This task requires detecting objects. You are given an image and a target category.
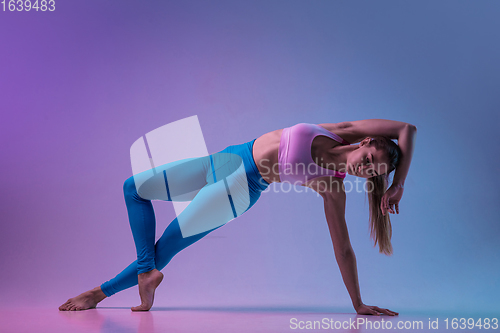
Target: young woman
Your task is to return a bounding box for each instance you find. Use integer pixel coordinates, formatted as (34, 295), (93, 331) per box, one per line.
(59, 118), (416, 316)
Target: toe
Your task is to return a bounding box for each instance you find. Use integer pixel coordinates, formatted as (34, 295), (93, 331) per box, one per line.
(131, 305), (147, 312)
(59, 301), (70, 311)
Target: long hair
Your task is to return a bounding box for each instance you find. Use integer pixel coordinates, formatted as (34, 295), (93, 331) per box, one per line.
(364, 136), (402, 256)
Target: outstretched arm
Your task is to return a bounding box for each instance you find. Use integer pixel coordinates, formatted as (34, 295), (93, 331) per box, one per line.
(312, 179), (398, 316)
(322, 189), (362, 311)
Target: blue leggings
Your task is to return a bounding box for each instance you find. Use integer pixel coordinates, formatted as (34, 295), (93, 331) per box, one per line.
(100, 138), (270, 297)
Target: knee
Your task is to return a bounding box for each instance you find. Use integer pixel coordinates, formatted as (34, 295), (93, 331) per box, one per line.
(156, 221), (184, 250)
(123, 176), (138, 197)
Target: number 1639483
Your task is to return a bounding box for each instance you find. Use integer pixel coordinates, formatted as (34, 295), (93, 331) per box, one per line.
(2, 0), (55, 12)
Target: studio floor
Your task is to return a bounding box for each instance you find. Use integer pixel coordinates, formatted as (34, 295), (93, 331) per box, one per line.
(1, 306), (489, 333)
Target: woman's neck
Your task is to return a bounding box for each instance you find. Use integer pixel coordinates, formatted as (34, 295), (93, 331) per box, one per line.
(329, 144), (358, 172)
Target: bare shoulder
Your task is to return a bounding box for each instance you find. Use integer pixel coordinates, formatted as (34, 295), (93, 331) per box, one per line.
(318, 121), (352, 131)
(317, 121), (359, 143)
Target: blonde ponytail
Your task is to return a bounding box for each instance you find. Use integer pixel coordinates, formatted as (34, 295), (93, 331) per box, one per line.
(366, 174), (393, 255)
(364, 136), (402, 256)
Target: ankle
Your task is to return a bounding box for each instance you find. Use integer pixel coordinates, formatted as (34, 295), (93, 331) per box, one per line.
(138, 268), (158, 276)
(91, 286), (107, 301)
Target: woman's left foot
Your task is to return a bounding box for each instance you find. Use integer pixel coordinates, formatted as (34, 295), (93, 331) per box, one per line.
(59, 286), (107, 311)
(131, 268), (164, 311)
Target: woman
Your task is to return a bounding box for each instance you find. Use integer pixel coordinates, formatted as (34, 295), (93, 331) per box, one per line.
(59, 118), (416, 316)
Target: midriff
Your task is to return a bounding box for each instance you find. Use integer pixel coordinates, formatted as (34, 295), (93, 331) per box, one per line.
(252, 128), (284, 184)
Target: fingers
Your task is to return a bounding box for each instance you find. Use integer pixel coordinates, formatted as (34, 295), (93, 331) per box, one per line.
(373, 306), (398, 316)
(359, 306), (399, 316)
(380, 196), (387, 216)
(384, 308), (398, 316)
(381, 195), (401, 216)
(386, 201), (399, 215)
(360, 307), (380, 316)
(381, 195), (390, 216)
(383, 201), (394, 215)
(360, 305), (399, 316)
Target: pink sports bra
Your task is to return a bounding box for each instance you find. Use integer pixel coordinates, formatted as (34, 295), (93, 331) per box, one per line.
(278, 123), (351, 185)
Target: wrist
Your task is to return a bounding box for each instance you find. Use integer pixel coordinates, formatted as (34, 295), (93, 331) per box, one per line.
(392, 172), (406, 187)
(391, 177), (405, 187)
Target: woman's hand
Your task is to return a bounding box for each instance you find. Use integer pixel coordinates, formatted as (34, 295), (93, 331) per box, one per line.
(356, 303), (399, 316)
(380, 184), (404, 216)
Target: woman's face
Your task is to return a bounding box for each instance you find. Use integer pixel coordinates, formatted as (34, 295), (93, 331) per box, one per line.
(346, 138), (390, 178)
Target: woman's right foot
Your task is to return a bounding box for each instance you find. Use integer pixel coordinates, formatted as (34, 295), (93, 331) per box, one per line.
(59, 286), (107, 311)
(131, 268), (164, 311)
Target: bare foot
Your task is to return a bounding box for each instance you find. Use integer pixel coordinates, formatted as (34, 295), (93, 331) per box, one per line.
(131, 268), (164, 311)
(59, 286), (107, 311)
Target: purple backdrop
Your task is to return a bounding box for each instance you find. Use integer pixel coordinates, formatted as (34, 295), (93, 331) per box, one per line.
(0, 0), (499, 316)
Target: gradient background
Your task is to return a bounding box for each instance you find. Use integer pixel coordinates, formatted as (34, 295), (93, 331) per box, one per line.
(1, 0), (498, 316)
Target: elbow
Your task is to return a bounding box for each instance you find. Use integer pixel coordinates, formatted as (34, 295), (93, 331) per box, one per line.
(406, 123), (417, 132)
(334, 245), (355, 261)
